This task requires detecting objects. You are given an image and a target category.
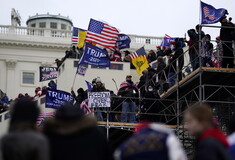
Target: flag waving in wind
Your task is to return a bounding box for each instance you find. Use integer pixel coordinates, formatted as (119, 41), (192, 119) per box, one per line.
(160, 34), (175, 48)
(130, 47), (149, 75)
(85, 19), (119, 48)
(72, 27), (79, 45)
(201, 1), (228, 24)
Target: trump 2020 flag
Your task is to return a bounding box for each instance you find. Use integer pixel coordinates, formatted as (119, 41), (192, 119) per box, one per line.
(116, 34), (131, 49)
(201, 1), (228, 24)
(160, 34), (175, 48)
(79, 42), (110, 67)
(46, 89), (74, 109)
(130, 47), (149, 75)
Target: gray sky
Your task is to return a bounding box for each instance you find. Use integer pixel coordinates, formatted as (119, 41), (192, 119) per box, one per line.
(1, 0), (235, 39)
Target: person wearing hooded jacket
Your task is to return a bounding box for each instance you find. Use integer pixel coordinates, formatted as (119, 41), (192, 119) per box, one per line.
(0, 97), (49, 160)
(43, 103), (113, 160)
(118, 75), (139, 123)
(167, 39), (184, 88)
(184, 103), (231, 160)
(220, 16), (235, 68)
(71, 87), (86, 105)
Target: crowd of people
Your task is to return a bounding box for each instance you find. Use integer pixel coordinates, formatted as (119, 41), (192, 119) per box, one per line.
(1, 98), (235, 160)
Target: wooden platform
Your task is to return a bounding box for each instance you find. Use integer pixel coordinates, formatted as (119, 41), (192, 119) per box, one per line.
(97, 121), (177, 129)
(160, 67), (235, 99)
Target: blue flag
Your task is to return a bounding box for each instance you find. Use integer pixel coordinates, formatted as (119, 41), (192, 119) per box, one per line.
(160, 35), (175, 48)
(116, 34), (131, 49)
(79, 43), (110, 67)
(85, 80), (93, 91)
(201, 1), (228, 24)
(46, 89), (74, 109)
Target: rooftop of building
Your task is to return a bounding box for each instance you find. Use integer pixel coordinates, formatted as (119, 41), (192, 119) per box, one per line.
(26, 13), (73, 26)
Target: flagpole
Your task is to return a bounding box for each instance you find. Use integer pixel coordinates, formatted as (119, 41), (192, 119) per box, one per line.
(72, 65), (78, 89)
(198, 0), (202, 104)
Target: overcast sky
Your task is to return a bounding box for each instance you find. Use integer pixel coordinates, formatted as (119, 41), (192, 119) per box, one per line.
(1, 0), (235, 39)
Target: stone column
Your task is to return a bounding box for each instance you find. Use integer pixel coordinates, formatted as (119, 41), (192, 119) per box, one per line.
(5, 59), (17, 98)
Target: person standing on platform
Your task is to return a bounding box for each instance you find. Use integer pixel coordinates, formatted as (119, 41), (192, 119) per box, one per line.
(184, 103), (231, 160)
(91, 77), (107, 121)
(118, 75), (139, 123)
(220, 16), (235, 68)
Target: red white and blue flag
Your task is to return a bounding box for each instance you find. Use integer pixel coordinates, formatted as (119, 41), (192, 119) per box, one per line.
(72, 27), (79, 45)
(85, 19), (119, 48)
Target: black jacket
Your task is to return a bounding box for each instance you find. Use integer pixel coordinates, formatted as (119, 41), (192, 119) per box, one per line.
(220, 22), (234, 41)
(195, 138), (231, 160)
(44, 117), (113, 160)
(118, 81), (139, 99)
(168, 48), (184, 73)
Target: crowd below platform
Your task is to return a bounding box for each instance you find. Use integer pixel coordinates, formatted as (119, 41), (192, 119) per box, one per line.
(1, 98), (235, 160)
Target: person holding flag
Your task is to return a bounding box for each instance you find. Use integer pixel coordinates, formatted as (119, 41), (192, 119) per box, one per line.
(130, 47), (149, 75)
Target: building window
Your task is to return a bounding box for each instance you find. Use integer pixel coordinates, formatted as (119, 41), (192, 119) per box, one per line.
(22, 72), (35, 84)
(31, 23), (36, 28)
(61, 24), (67, 30)
(50, 22), (57, 29)
(146, 39), (151, 44)
(39, 22), (46, 28)
(110, 63), (123, 70)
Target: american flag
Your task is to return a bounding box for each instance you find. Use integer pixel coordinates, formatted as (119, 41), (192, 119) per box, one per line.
(203, 6), (215, 20)
(72, 27), (79, 45)
(85, 19), (119, 48)
(80, 100), (92, 114)
(130, 47), (147, 60)
(37, 112), (54, 126)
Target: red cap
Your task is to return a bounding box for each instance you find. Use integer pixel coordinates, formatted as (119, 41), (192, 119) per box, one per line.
(156, 46), (161, 49)
(162, 46), (166, 49)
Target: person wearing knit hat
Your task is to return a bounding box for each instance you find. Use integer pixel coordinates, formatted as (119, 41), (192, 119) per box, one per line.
(43, 103), (112, 160)
(0, 97), (49, 160)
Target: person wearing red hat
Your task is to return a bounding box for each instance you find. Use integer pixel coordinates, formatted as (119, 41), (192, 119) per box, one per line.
(34, 87), (42, 99)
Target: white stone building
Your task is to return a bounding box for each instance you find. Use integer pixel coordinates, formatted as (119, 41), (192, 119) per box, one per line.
(0, 12), (163, 98)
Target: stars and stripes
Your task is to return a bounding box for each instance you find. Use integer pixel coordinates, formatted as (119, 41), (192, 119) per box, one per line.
(130, 47), (147, 60)
(72, 27), (79, 45)
(85, 19), (119, 48)
(37, 112), (54, 126)
(80, 100), (92, 115)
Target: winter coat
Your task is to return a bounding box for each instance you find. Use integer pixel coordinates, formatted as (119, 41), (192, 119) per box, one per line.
(114, 123), (187, 160)
(156, 61), (167, 81)
(0, 130), (49, 160)
(118, 81), (139, 100)
(44, 116), (113, 160)
(147, 52), (157, 63)
(71, 90), (85, 105)
(168, 47), (184, 73)
(220, 22), (234, 41)
(195, 128), (231, 160)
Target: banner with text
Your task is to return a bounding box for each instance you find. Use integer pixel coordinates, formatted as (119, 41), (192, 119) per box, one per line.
(117, 34), (131, 49)
(79, 43), (110, 67)
(46, 89), (74, 109)
(77, 65), (87, 76)
(39, 67), (58, 82)
(88, 92), (111, 108)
